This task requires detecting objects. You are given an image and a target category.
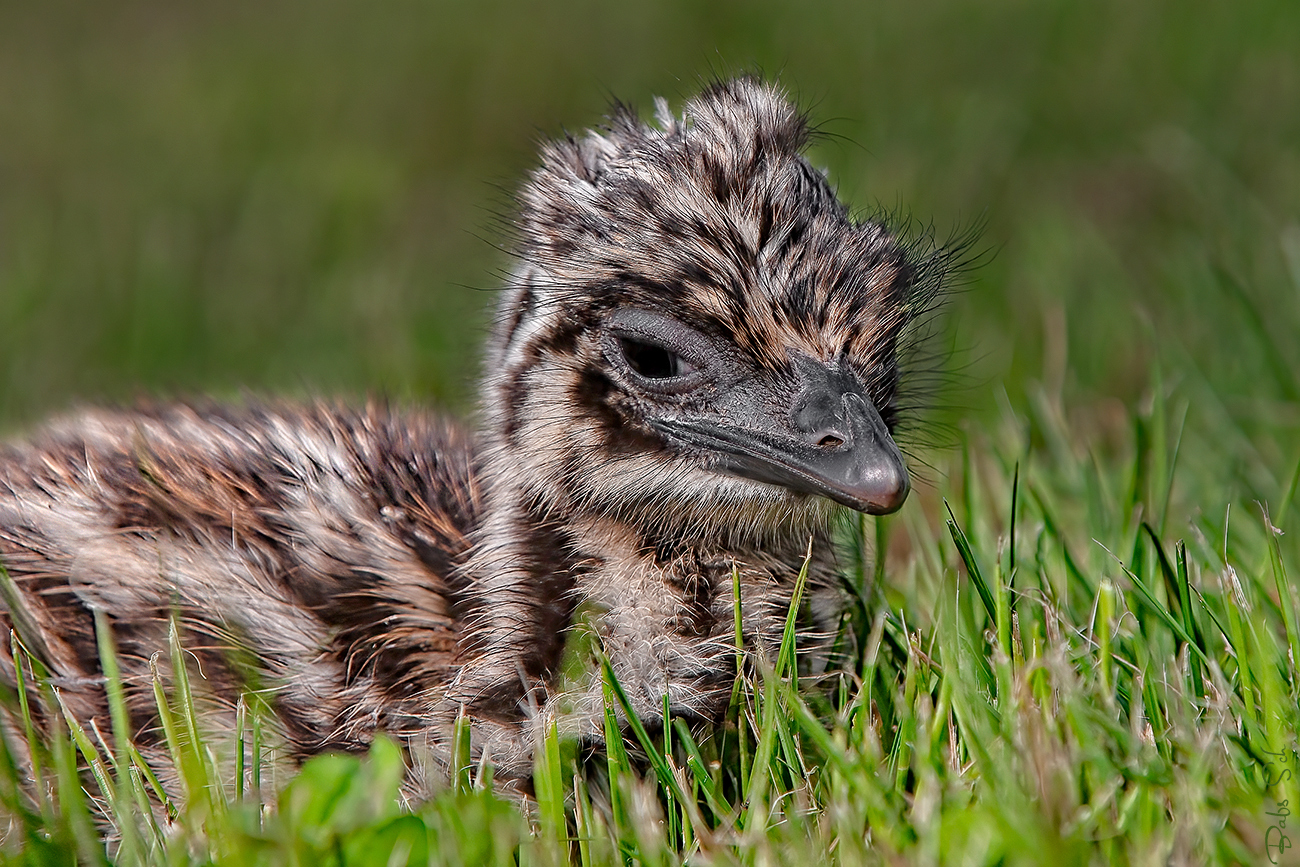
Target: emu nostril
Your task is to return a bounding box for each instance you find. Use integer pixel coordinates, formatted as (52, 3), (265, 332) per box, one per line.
(817, 433), (845, 449)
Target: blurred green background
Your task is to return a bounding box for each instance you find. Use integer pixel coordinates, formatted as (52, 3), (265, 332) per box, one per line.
(1, 0), (1297, 486)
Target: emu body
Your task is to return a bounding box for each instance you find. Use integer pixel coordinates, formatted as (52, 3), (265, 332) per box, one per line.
(0, 79), (946, 789)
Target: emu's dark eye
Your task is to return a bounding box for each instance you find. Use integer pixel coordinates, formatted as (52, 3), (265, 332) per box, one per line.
(603, 308), (711, 394)
(618, 337), (692, 379)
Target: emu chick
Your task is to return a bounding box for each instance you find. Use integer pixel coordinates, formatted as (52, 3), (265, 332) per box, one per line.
(0, 78), (943, 790)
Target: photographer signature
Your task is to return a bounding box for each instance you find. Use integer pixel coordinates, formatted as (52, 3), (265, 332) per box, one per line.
(1261, 747), (1295, 865)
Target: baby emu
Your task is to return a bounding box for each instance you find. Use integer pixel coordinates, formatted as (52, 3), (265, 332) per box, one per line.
(0, 78), (945, 790)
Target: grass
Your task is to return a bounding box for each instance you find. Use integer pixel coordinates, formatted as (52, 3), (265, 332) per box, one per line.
(1, 372), (1297, 864)
(1, 0), (1299, 863)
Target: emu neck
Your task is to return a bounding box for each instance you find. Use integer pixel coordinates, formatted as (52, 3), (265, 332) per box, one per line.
(464, 439), (840, 702)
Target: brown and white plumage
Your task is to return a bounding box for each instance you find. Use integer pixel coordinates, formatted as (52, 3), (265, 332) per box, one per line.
(0, 78), (955, 792)
(0, 404), (480, 780)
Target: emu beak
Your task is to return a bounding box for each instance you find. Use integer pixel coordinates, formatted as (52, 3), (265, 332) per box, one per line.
(649, 355), (910, 515)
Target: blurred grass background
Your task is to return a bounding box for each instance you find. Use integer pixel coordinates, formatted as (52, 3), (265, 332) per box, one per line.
(0, 0), (1297, 480)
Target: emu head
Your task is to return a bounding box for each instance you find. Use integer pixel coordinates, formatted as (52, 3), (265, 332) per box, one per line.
(485, 78), (931, 533)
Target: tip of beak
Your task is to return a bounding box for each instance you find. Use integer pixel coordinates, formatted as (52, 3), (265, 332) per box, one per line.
(839, 392), (910, 514)
(861, 464), (910, 514)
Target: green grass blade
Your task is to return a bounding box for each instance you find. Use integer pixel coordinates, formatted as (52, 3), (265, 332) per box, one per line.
(52, 690), (116, 826)
(1113, 553), (1211, 668)
(1097, 580), (1116, 700)
(1157, 400), (1187, 537)
(92, 610), (147, 862)
(1030, 485), (1093, 600)
(148, 653), (185, 794)
(1174, 541), (1206, 702)
(775, 540), (813, 684)
(1265, 507), (1300, 684)
(1276, 454), (1300, 530)
(572, 771), (594, 867)
(599, 664), (632, 844)
(742, 671), (780, 834)
(728, 563), (751, 796)
(533, 719), (567, 852)
(598, 654), (688, 807)
(234, 694), (246, 802)
(0, 563), (55, 675)
(48, 696), (107, 867)
(945, 500), (996, 624)
(1142, 522), (1185, 618)
(452, 706), (473, 796)
(10, 631), (52, 825)
(1009, 460), (1020, 574)
(670, 718), (732, 825)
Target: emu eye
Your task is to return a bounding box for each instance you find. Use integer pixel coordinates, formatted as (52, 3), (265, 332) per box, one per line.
(619, 337), (691, 379)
